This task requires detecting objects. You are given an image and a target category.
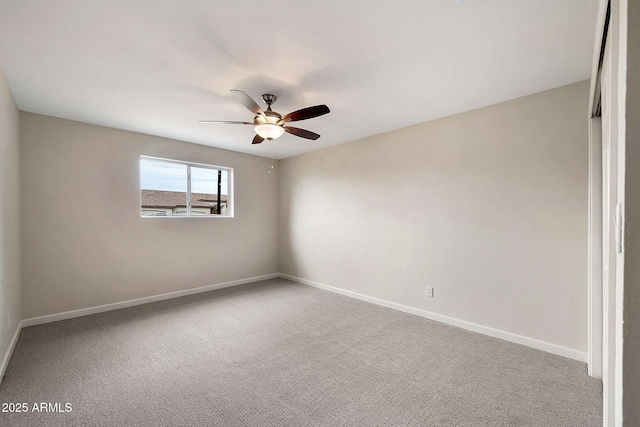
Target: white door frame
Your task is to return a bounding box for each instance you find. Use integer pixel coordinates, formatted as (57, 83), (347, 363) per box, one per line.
(588, 1), (627, 426)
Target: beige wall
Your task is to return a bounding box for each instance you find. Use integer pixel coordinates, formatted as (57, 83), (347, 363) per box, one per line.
(279, 81), (590, 352)
(20, 113), (279, 318)
(624, 0), (639, 422)
(0, 65), (21, 368)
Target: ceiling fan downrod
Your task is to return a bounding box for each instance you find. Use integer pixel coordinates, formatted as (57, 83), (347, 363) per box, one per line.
(261, 94), (277, 111)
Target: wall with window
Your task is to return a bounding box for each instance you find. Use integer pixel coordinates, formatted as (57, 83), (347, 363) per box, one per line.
(0, 65), (21, 377)
(279, 81), (590, 354)
(20, 113), (279, 318)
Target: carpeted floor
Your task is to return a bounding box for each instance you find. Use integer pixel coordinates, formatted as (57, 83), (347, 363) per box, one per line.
(0, 278), (602, 426)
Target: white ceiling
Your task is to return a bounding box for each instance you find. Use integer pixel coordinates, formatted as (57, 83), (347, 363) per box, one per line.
(0, 0), (597, 159)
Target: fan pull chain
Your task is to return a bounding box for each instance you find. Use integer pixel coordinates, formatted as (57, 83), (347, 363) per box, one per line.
(268, 142), (275, 175)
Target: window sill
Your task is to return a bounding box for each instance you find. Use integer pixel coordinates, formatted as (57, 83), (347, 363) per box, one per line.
(140, 215), (234, 219)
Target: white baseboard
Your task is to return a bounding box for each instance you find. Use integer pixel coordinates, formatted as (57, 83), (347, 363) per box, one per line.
(11, 272), (586, 372)
(279, 273), (588, 363)
(22, 273), (280, 327)
(0, 321), (23, 385)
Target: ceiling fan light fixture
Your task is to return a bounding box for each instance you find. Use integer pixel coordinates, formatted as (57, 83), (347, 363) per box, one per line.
(255, 123), (285, 140)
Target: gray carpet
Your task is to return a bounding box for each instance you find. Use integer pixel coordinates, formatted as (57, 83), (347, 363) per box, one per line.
(0, 278), (602, 426)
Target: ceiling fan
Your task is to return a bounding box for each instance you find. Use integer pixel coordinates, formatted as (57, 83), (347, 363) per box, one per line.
(200, 90), (330, 144)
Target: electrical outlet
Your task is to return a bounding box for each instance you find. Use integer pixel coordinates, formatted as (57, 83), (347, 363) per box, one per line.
(426, 287), (434, 297)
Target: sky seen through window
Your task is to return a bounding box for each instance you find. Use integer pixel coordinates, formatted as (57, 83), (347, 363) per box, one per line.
(140, 158), (228, 195)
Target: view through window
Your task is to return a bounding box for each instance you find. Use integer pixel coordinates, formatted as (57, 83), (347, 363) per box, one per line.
(140, 157), (232, 217)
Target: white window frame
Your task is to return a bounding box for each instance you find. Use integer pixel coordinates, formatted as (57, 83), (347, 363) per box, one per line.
(140, 155), (234, 218)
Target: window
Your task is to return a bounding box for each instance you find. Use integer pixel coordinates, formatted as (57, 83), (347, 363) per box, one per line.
(140, 156), (233, 218)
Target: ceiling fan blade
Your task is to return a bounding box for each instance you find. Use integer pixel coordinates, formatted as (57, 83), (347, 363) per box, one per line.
(252, 134), (264, 144)
(284, 126), (321, 140)
(199, 120), (253, 124)
(282, 105), (330, 122)
(230, 89), (264, 116)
